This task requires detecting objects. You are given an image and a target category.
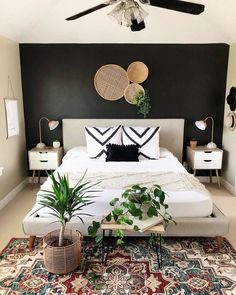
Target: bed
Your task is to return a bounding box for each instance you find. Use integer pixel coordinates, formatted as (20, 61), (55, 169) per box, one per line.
(22, 118), (229, 248)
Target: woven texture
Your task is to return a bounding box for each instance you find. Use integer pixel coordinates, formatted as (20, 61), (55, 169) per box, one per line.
(43, 229), (82, 274)
(1, 237), (236, 294)
(124, 83), (144, 104)
(94, 64), (129, 100)
(127, 61), (149, 83)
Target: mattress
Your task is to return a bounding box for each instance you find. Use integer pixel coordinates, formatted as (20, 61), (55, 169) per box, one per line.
(22, 147), (213, 237)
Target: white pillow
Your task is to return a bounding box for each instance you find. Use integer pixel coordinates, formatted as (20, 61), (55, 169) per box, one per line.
(122, 126), (160, 159)
(85, 126), (122, 158)
(159, 147), (173, 158)
(63, 146), (89, 162)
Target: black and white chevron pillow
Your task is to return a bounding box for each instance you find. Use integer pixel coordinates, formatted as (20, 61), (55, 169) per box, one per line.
(85, 126), (122, 158)
(122, 126), (160, 159)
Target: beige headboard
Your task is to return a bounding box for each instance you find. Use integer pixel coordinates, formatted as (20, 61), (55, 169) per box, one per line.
(63, 118), (185, 162)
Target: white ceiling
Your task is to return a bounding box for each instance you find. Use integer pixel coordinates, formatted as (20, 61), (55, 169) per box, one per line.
(0, 0), (236, 44)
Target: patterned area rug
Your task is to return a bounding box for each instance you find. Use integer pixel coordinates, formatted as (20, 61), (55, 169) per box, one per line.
(0, 237), (236, 294)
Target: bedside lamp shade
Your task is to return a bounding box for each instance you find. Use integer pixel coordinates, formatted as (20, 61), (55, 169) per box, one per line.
(36, 117), (59, 149)
(48, 120), (59, 130)
(195, 116), (217, 149)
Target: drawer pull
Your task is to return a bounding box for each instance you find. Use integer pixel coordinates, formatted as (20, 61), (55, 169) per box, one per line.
(40, 160), (48, 163)
(204, 159), (212, 162)
(204, 151), (212, 153)
(39, 152), (48, 154)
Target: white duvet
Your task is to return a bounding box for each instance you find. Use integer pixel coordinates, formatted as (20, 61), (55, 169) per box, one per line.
(40, 146), (213, 218)
(22, 147), (213, 237)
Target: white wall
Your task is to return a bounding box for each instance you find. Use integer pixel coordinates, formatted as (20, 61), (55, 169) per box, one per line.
(0, 35), (27, 201)
(222, 43), (236, 194)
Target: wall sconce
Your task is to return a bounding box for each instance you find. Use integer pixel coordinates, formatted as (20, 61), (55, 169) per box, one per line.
(36, 117), (59, 149)
(195, 116), (217, 149)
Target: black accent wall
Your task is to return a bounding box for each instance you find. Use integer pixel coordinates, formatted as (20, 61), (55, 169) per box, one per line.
(20, 44), (229, 160)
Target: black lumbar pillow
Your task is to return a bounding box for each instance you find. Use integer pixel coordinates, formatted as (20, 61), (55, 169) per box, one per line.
(106, 144), (139, 162)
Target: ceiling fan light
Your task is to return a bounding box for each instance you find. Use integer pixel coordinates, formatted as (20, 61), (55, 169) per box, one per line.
(108, 0), (148, 27)
(107, 2), (125, 25)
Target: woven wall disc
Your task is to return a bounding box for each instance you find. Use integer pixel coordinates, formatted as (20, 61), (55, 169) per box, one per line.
(94, 64), (129, 101)
(124, 83), (144, 104)
(127, 61), (149, 83)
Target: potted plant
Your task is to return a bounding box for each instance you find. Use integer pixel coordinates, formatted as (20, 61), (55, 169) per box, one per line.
(133, 90), (151, 118)
(52, 140), (61, 148)
(190, 137), (198, 149)
(89, 184), (174, 246)
(37, 172), (98, 274)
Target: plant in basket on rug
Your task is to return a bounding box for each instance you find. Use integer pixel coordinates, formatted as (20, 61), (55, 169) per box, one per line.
(35, 171), (99, 274)
(89, 184), (174, 246)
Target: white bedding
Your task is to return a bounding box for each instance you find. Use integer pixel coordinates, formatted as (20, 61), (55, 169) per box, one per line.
(22, 147), (213, 237)
(41, 146), (213, 217)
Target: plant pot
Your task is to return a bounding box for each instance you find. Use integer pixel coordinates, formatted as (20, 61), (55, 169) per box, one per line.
(190, 140), (197, 149)
(43, 229), (82, 274)
(135, 203), (150, 220)
(53, 141), (60, 148)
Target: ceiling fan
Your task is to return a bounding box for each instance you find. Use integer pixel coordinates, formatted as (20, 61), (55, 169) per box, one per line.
(66, 0), (205, 32)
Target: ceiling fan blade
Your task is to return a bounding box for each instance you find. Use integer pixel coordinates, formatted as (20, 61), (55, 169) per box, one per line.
(140, 0), (204, 15)
(66, 2), (111, 21)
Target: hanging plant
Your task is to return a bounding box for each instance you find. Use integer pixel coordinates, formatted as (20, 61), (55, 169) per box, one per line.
(133, 89), (151, 118)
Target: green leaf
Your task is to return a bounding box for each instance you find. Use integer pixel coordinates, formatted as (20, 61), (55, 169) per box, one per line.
(159, 191), (165, 204)
(133, 225), (140, 231)
(123, 216), (133, 225)
(95, 235), (103, 244)
(88, 221), (100, 237)
(117, 239), (124, 245)
(109, 198), (119, 206)
(105, 213), (112, 222)
(147, 206), (157, 217)
(115, 229), (124, 238)
(113, 208), (123, 216)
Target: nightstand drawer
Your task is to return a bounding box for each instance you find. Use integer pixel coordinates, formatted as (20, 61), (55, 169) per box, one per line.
(194, 150), (222, 161)
(29, 160), (59, 170)
(194, 158), (222, 169)
(29, 151), (58, 162)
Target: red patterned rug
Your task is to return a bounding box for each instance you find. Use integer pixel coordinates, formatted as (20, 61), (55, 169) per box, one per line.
(0, 237), (236, 294)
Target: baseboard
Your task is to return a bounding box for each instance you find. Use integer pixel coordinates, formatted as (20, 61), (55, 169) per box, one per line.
(221, 178), (236, 196)
(0, 178), (29, 210)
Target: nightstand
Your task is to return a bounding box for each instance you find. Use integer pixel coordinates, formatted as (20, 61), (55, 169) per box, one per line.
(28, 147), (63, 187)
(187, 146), (223, 188)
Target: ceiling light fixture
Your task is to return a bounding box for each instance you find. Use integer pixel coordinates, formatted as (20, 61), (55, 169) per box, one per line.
(107, 0), (148, 31)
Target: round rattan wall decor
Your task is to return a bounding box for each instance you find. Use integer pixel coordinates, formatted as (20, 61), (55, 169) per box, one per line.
(124, 83), (144, 104)
(94, 64), (129, 101)
(127, 61), (149, 83)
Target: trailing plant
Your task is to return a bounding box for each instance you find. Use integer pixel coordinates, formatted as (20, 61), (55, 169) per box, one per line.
(133, 89), (151, 118)
(35, 171), (98, 247)
(88, 184), (174, 246)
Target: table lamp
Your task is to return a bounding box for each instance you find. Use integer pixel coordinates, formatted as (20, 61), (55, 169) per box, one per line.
(36, 117), (59, 149)
(195, 116), (217, 149)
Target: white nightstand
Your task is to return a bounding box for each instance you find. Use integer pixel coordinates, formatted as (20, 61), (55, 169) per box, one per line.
(187, 146), (223, 188)
(28, 147), (63, 187)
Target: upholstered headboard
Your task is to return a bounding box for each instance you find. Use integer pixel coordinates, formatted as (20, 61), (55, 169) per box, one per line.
(63, 118), (185, 162)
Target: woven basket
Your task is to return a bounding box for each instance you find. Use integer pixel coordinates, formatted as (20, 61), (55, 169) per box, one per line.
(43, 229), (82, 274)
(94, 64), (129, 100)
(124, 83), (144, 104)
(127, 61), (149, 83)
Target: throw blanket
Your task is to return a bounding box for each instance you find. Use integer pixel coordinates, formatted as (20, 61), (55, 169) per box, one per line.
(41, 171), (209, 195)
